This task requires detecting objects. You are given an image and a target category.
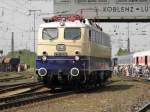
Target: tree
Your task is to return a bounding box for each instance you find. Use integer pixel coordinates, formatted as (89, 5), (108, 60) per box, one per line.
(116, 48), (128, 56)
(7, 49), (36, 68)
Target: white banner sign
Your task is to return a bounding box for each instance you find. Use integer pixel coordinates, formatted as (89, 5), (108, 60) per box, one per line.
(54, 0), (150, 19)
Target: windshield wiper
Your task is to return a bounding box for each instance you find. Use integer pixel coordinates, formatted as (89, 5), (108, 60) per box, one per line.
(44, 31), (56, 40)
(71, 35), (80, 40)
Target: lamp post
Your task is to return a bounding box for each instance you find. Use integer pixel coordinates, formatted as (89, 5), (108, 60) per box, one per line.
(28, 10), (41, 74)
(127, 23), (130, 53)
(0, 50), (3, 57)
(28, 10), (41, 53)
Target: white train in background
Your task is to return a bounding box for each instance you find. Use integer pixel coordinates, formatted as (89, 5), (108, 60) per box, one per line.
(133, 50), (150, 66)
(113, 50), (150, 66)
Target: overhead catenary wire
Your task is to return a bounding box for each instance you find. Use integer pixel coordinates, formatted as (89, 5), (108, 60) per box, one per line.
(0, 0), (44, 54)
(14, 0), (33, 10)
(0, 1), (28, 16)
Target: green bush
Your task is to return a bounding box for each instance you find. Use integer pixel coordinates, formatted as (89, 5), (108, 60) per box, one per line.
(7, 49), (36, 68)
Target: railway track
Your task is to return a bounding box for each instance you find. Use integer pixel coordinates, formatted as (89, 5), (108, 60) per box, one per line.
(0, 89), (74, 110)
(0, 75), (149, 111)
(120, 76), (150, 112)
(0, 83), (34, 89)
(137, 102), (150, 112)
(0, 75), (26, 82)
(0, 82), (44, 95)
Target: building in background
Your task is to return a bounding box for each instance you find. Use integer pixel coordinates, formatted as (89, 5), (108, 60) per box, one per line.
(0, 0), (53, 54)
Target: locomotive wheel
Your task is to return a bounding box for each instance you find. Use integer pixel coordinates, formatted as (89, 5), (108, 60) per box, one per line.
(78, 72), (87, 84)
(89, 72), (98, 87)
(50, 87), (56, 92)
(100, 81), (106, 87)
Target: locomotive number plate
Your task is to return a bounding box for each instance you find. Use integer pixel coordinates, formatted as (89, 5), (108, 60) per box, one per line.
(56, 44), (66, 51)
(54, 52), (67, 56)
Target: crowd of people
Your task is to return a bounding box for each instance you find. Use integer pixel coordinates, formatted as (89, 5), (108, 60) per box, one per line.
(113, 64), (150, 80)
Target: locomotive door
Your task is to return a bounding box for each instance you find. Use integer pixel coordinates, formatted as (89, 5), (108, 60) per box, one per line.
(88, 29), (92, 73)
(136, 57), (139, 65)
(145, 56), (148, 65)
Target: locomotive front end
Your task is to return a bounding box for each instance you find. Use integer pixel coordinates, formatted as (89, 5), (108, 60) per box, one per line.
(36, 16), (89, 88)
(36, 15), (112, 89)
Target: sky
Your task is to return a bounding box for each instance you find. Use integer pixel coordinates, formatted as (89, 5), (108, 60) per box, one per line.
(0, 0), (150, 56)
(100, 22), (150, 56)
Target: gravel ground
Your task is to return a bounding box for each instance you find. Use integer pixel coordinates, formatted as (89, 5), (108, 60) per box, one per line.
(1, 76), (150, 112)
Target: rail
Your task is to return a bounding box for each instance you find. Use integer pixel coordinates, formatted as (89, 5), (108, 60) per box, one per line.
(0, 82), (43, 94)
(137, 102), (150, 112)
(0, 90), (74, 110)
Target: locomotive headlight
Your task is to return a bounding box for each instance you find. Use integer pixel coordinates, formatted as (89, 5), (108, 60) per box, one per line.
(75, 55), (80, 61)
(74, 51), (80, 61)
(42, 51), (48, 62)
(42, 55), (47, 61)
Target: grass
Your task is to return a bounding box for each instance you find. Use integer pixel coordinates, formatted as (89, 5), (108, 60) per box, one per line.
(26, 68), (34, 72)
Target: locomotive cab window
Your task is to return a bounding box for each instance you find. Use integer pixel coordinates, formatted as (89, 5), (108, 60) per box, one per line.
(42, 28), (58, 40)
(64, 28), (81, 40)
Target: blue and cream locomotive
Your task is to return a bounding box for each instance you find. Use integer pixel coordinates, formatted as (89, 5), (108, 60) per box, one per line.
(36, 15), (112, 89)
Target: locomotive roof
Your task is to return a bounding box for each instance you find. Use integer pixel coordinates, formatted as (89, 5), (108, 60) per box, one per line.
(133, 50), (150, 57)
(40, 20), (88, 28)
(41, 15), (104, 32)
(40, 19), (103, 31)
